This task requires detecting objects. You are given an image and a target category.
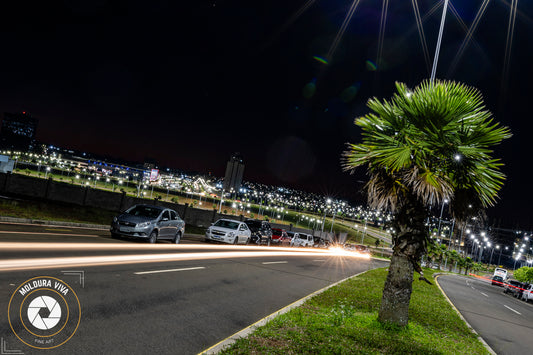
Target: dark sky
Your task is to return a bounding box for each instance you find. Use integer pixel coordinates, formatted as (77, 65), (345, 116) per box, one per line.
(1, 1), (532, 228)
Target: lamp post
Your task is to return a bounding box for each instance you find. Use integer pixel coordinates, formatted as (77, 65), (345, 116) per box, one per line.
(330, 209), (338, 233)
(321, 199), (331, 232)
(437, 199), (448, 244)
(488, 243), (495, 266)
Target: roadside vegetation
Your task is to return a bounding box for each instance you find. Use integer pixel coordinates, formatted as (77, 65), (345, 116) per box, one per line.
(219, 267), (490, 354)
(5, 168), (385, 245)
(0, 197), (115, 225)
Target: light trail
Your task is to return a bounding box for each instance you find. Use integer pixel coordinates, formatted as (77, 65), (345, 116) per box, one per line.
(0, 250), (368, 272)
(0, 243), (371, 271)
(0, 242), (327, 252)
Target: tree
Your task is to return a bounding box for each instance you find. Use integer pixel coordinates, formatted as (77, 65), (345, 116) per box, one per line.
(514, 266), (533, 283)
(447, 250), (461, 272)
(343, 80), (510, 326)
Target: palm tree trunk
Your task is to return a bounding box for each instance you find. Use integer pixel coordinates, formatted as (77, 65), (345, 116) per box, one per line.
(377, 194), (427, 327)
(378, 251), (414, 326)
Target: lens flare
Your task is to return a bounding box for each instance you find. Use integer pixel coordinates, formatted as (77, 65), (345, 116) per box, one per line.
(365, 60), (377, 71)
(312, 56), (329, 65)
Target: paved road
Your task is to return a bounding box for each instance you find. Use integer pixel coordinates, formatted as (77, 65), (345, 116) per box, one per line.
(437, 274), (533, 355)
(0, 222), (388, 354)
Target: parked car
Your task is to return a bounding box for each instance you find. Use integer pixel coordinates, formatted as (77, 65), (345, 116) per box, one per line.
(110, 204), (185, 243)
(491, 275), (504, 286)
(244, 219), (272, 246)
(355, 244), (370, 254)
(271, 228), (288, 244)
(516, 283), (530, 300)
(205, 219), (251, 244)
(290, 233), (314, 247)
(521, 284), (533, 302)
(504, 279), (522, 294)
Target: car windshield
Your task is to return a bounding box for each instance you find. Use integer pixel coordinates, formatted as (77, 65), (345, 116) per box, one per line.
(125, 205), (162, 219)
(272, 229), (282, 236)
(214, 220), (240, 230)
(245, 221), (261, 229)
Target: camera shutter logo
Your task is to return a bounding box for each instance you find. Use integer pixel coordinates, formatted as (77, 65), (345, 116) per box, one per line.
(27, 295), (62, 330)
(8, 276), (81, 350)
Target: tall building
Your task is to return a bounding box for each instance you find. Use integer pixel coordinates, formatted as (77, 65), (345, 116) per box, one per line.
(0, 112), (38, 152)
(223, 152), (244, 192)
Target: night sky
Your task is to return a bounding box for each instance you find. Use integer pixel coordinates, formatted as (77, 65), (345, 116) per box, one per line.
(1, 1), (532, 228)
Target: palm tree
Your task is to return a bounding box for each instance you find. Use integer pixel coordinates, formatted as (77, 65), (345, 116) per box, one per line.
(343, 80), (510, 327)
(448, 250), (461, 272)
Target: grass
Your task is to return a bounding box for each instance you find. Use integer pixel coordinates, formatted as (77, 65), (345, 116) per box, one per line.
(0, 198), (116, 225)
(219, 268), (489, 355)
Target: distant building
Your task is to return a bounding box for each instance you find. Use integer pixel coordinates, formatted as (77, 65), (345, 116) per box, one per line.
(0, 112), (38, 152)
(223, 152), (244, 192)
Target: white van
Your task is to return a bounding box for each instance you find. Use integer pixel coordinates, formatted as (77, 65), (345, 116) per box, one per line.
(290, 233), (314, 247)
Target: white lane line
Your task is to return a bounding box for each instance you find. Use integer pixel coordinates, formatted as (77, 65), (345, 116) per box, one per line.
(134, 266), (205, 275)
(0, 231), (99, 237)
(504, 305), (521, 315)
(480, 292), (489, 297)
(262, 261), (288, 265)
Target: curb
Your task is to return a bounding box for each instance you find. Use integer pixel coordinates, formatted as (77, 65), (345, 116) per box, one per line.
(198, 269), (371, 354)
(434, 274), (497, 355)
(0, 216), (109, 230)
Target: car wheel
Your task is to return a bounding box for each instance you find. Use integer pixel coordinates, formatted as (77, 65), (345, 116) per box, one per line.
(234, 236), (239, 245)
(245, 237), (250, 245)
(148, 231), (158, 244)
(173, 232), (182, 244)
(267, 237), (271, 247)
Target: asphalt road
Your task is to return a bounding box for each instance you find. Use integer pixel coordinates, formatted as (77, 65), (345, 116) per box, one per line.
(0, 222), (388, 354)
(437, 274), (533, 355)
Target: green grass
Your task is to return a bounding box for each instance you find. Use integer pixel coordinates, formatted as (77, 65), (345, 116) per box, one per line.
(219, 268), (489, 355)
(0, 198), (115, 225)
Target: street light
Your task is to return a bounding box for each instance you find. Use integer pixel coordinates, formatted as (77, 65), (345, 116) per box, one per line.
(437, 199), (448, 244)
(321, 199), (331, 232)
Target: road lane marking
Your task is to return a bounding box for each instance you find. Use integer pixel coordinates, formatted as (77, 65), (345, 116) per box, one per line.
(0, 231), (99, 237)
(480, 292), (489, 297)
(504, 305), (521, 315)
(262, 261), (288, 265)
(134, 267), (205, 275)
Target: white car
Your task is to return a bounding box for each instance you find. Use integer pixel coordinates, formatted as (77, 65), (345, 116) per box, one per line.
(205, 219), (251, 244)
(521, 284), (533, 303)
(290, 233), (314, 247)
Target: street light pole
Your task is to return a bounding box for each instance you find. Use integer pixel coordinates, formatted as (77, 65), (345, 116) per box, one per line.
(437, 199), (448, 244)
(430, 0), (450, 81)
(330, 210), (337, 233)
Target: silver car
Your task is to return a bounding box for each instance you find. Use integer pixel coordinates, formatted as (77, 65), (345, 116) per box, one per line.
(110, 204), (185, 243)
(205, 219), (251, 244)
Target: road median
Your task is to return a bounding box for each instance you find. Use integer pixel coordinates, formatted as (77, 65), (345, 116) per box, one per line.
(209, 268), (491, 354)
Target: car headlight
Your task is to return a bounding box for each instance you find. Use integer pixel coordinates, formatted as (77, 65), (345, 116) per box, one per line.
(113, 217), (118, 223)
(228, 232), (235, 237)
(137, 222), (151, 228)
